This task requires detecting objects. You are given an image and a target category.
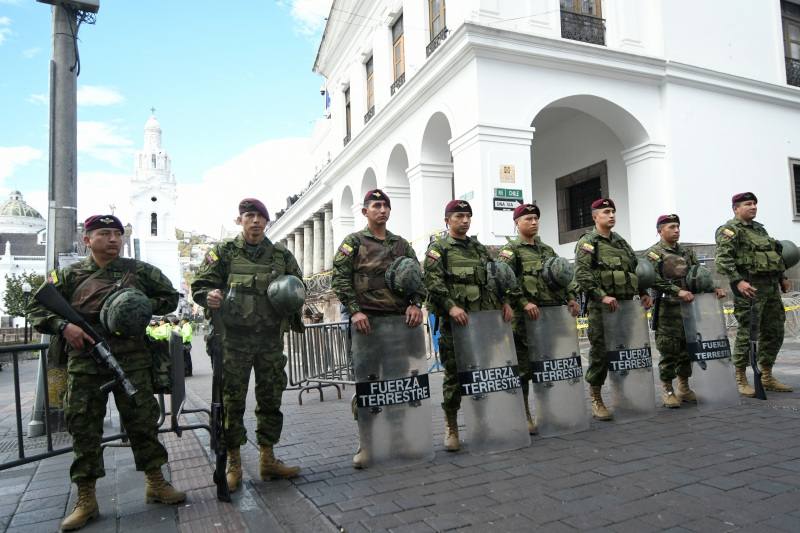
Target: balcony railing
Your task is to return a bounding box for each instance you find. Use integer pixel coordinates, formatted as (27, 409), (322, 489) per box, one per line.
(560, 10), (605, 46)
(363, 106), (375, 124)
(426, 27), (449, 57)
(343, 133), (351, 147)
(787, 57), (800, 88)
(390, 72), (405, 95)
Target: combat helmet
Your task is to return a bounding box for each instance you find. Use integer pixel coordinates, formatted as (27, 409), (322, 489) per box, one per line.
(660, 254), (689, 281)
(635, 259), (656, 291)
(542, 256), (574, 290)
(685, 265), (715, 294)
(267, 275), (306, 316)
(385, 257), (423, 297)
(779, 240), (800, 269)
(487, 260), (518, 298)
(100, 288), (153, 338)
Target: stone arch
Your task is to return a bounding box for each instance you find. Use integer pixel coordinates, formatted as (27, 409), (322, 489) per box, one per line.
(334, 185), (355, 245)
(421, 112), (453, 164)
(360, 168), (378, 198)
(385, 144), (411, 238)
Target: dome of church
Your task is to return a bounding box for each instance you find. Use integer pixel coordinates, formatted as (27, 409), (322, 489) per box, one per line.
(0, 191), (42, 219)
(0, 191), (46, 234)
(145, 114), (162, 132)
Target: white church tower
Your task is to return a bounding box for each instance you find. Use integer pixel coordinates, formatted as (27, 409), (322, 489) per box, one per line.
(130, 111), (182, 293)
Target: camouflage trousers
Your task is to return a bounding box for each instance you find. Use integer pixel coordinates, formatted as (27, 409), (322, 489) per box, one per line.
(512, 320), (531, 402)
(65, 369), (166, 482)
(732, 282), (785, 368)
(655, 301), (692, 382)
(223, 336), (288, 449)
(438, 320), (461, 414)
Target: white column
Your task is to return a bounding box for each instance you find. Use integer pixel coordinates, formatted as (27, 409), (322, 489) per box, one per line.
(303, 221), (314, 276)
(621, 143), (669, 249)
(312, 213), (324, 274)
(324, 205), (334, 271)
(383, 184), (412, 242)
(285, 233), (295, 259)
(407, 162), (454, 258)
(332, 212), (354, 251)
(293, 228), (305, 276)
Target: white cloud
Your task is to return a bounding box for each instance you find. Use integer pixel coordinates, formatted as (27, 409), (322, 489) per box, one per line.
(77, 85), (124, 107)
(175, 138), (312, 237)
(77, 121), (134, 167)
(0, 146), (42, 181)
(282, 0), (332, 35)
(0, 16), (11, 46)
(76, 171), (132, 221)
(27, 93), (47, 105)
(22, 47), (40, 59)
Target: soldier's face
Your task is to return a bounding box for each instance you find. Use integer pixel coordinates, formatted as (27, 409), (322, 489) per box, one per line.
(734, 200), (757, 221)
(592, 208), (616, 230)
(362, 200), (390, 225)
(237, 211), (267, 243)
(516, 213), (539, 238)
(659, 222), (680, 244)
(446, 212), (471, 237)
(84, 228), (122, 260)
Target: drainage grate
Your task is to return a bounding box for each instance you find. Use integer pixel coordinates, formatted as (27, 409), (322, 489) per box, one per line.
(0, 432), (72, 453)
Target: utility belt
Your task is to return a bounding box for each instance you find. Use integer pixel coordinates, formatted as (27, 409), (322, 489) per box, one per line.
(748, 273), (780, 285)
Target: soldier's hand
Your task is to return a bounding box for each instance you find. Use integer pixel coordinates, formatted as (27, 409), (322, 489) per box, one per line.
(780, 278), (791, 293)
(405, 305), (423, 327)
(677, 290), (694, 303)
(207, 289), (224, 309)
(736, 280), (757, 299)
(351, 312), (371, 335)
(601, 296), (618, 312)
(449, 306), (469, 326)
(714, 288), (727, 299)
(640, 294), (653, 309)
(523, 302), (540, 320)
(502, 303), (514, 323)
(63, 323), (95, 350)
(567, 300), (580, 317)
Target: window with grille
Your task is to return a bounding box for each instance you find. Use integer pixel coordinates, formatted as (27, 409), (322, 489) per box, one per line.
(429, 0), (445, 39)
(151, 212), (158, 237)
(344, 87), (351, 138)
(392, 16), (405, 81)
(560, 0), (602, 17)
(365, 57), (374, 110)
(792, 159), (800, 218)
(555, 161), (608, 244)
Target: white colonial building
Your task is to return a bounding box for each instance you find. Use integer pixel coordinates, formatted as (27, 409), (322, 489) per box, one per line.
(267, 0), (800, 275)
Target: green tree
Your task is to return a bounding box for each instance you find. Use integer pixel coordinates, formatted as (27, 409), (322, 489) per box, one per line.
(4, 272), (45, 318)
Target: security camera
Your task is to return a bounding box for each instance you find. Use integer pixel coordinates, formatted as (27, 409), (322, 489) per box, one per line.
(37, 0), (100, 14)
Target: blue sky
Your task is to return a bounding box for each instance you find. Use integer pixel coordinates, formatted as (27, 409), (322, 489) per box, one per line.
(0, 0), (331, 235)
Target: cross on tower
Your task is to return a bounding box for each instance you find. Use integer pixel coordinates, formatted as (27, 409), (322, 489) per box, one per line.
(150, 107), (156, 115)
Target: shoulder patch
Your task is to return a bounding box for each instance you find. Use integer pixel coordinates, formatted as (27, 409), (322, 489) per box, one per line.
(338, 243), (354, 256)
(647, 251), (661, 261)
(48, 270), (59, 284)
(426, 248), (442, 261)
(580, 242), (595, 254)
(205, 250), (219, 263)
(722, 228), (735, 237)
(499, 249), (514, 260)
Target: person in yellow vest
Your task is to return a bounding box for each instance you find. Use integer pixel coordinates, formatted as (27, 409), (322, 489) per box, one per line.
(180, 318), (193, 377)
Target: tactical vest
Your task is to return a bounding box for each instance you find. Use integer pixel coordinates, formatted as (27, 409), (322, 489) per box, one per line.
(441, 239), (491, 310)
(591, 234), (639, 299)
(513, 243), (554, 303)
(352, 236), (408, 313)
(222, 245), (286, 330)
(735, 225), (783, 275)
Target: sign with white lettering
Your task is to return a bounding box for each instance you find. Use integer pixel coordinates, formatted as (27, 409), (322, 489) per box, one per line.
(687, 339), (731, 362)
(458, 365), (521, 396)
(493, 198), (523, 211)
(606, 346), (653, 372)
(355, 374), (431, 408)
(530, 356), (583, 383)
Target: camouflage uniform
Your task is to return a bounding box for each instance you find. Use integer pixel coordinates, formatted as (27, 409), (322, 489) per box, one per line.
(574, 229), (641, 387)
(497, 237), (577, 398)
(715, 218), (786, 368)
(28, 257), (178, 483)
(644, 241), (698, 382)
(191, 234), (302, 449)
(423, 235), (502, 414)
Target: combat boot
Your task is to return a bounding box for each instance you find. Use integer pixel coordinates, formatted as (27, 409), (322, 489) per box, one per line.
(675, 376), (697, 403)
(60, 480), (98, 531)
(735, 367), (756, 397)
(352, 446), (369, 469)
(443, 410), (460, 451)
(760, 365), (794, 392)
(259, 445), (300, 479)
(524, 401), (538, 435)
(226, 447), (243, 492)
(661, 381), (681, 409)
(590, 386), (612, 421)
(144, 469), (186, 504)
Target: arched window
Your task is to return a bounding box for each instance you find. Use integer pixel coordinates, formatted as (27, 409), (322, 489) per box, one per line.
(151, 212), (158, 236)
(152, 154), (157, 168)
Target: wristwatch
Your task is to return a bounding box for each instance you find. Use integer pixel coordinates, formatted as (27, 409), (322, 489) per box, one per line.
(58, 321), (69, 335)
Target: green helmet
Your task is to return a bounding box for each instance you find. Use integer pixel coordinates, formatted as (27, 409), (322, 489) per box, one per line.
(385, 257), (423, 297)
(487, 260), (518, 298)
(267, 275), (306, 316)
(779, 240), (800, 269)
(635, 259), (656, 291)
(685, 265), (715, 293)
(661, 254), (689, 281)
(542, 256), (574, 290)
(100, 288), (153, 338)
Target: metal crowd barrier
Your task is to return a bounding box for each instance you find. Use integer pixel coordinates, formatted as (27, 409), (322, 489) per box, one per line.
(284, 321), (352, 404)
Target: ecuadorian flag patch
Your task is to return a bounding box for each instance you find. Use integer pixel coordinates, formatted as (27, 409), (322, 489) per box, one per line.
(338, 243), (354, 256)
(426, 249), (441, 261)
(580, 242), (595, 254)
(647, 251), (660, 261)
(48, 270), (58, 284)
(499, 249), (514, 260)
(206, 250), (219, 263)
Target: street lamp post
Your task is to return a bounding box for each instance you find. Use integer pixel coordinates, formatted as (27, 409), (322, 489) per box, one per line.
(22, 282), (32, 344)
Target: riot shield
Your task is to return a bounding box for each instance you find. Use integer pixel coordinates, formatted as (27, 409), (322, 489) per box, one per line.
(526, 306), (590, 437)
(352, 315), (433, 468)
(453, 310), (530, 454)
(603, 300), (656, 421)
(681, 293), (739, 410)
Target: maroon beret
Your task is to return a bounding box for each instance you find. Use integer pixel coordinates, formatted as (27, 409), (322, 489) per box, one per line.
(731, 192), (757, 206)
(445, 199), (472, 216)
(84, 214), (124, 234)
(239, 198), (269, 221)
(363, 189), (390, 207)
(656, 214), (680, 229)
(591, 198), (615, 210)
(513, 203), (540, 220)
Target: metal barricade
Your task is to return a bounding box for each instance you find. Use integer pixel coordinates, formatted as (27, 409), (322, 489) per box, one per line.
(284, 321), (353, 404)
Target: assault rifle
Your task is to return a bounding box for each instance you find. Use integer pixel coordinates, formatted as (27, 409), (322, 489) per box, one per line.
(208, 310), (231, 502)
(749, 298), (767, 400)
(35, 283), (137, 397)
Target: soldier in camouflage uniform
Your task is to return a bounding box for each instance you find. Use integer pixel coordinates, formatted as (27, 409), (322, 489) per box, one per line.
(714, 192), (793, 395)
(331, 189), (426, 468)
(645, 214), (727, 408)
(574, 199), (652, 421)
(191, 198), (303, 492)
(28, 215), (185, 532)
(423, 200), (513, 451)
(498, 203), (580, 434)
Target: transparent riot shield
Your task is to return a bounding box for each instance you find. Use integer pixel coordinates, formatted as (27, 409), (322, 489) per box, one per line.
(603, 300), (656, 421)
(681, 293), (739, 410)
(526, 306), (590, 437)
(352, 315), (433, 468)
(453, 310), (530, 454)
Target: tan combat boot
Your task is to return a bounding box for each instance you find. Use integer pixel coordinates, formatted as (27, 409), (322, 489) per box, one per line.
(443, 410), (460, 452)
(735, 367), (756, 397)
(259, 445), (300, 479)
(760, 365), (794, 392)
(352, 446), (369, 469)
(60, 480), (99, 531)
(661, 381), (681, 409)
(144, 469), (186, 504)
(226, 447), (243, 492)
(524, 401), (538, 435)
(590, 386), (612, 421)
(675, 376), (697, 403)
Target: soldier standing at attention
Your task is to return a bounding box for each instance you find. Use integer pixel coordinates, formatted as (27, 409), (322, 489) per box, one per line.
(28, 215), (185, 532)
(645, 214), (726, 408)
(331, 189), (426, 468)
(715, 192), (793, 395)
(423, 200), (513, 451)
(574, 199), (652, 421)
(497, 203), (580, 434)
(191, 198), (303, 492)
